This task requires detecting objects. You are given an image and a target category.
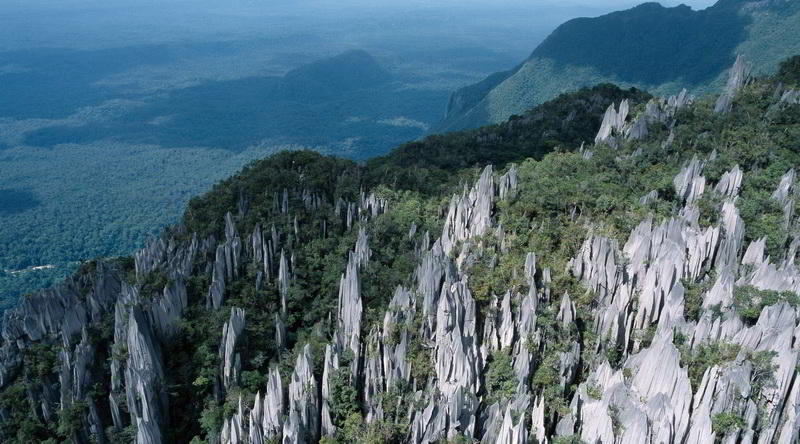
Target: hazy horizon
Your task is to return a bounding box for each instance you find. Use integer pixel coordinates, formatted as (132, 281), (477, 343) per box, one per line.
(0, 0), (730, 301)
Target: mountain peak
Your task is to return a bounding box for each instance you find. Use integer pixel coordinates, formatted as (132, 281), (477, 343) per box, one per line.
(282, 49), (391, 96)
(435, 0), (800, 132)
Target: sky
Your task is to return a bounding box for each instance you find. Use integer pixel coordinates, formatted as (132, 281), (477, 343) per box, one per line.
(0, 0), (723, 52)
(3, 0), (721, 9)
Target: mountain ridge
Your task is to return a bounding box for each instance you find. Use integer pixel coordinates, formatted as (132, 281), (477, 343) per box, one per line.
(434, 0), (800, 133)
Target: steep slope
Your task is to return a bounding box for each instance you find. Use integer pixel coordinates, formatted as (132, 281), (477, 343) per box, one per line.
(1, 56), (799, 444)
(436, 0), (800, 132)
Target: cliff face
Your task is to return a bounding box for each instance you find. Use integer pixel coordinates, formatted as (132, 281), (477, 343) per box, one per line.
(435, 0), (800, 133)
(1, 57), (800, 444)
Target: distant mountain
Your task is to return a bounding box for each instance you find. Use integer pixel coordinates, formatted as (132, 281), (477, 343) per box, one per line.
(435, 0), (800, 132)
(280, 49), (392, 100)
(20, 49), (436, 155)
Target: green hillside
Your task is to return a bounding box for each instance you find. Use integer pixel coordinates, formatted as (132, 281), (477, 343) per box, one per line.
(436, 0), (800, 132)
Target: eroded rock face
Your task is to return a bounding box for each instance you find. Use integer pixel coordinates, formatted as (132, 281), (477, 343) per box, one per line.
(284, 344), (319, 443)
(220, 308), (245, 392)
(595, 99), (629, 145)
(715, 55), (752, 114)
(125, 308), (167, 444)
(560, 156), (800, 443)
(441, 163), (521, 261)
(595, 89), (694, 147)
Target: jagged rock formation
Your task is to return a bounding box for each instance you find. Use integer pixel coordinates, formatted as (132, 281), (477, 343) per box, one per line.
(220, 308), (245, 392)
(2, 60), (799, 444)
(442, 165), (495, 255)
(285, 344), (319, 443)
(595, 99), (629, 145)
(715, 55), (752, 114)
(595, 88), (693, 148)
(561, 149), (800, 442)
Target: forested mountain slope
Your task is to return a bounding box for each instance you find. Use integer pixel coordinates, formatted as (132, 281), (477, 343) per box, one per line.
(1, 56), (800, 444)
(436, 0), (800, 132)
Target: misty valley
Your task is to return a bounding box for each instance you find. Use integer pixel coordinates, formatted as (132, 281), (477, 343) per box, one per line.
(0, 0), (564, 305)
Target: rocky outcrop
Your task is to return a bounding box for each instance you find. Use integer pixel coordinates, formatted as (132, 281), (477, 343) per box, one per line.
(336, 246), (364, 371)
(595, 99), (629, 145)
(715, 165), (743, 198)
(556, 328), (692, 443)
(125, 307), (167, 444)
(220, 308), (245, 392)
(442, 166), (494, 255)
(715, 55), (752, 114)
(674, 156), (706, 204)
(772, 169), (796, 231)
(278, 250), (290, 317)
(441, 164), (521, 257)
(222, 366), (285, 444)
(283, 344), (319, 443)
(410, 278), (481, 442)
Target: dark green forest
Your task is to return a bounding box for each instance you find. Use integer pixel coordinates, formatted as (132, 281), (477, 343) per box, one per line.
(168, 58), (800, 442)
(0, 54), (798, 443)
(0, 49), (450, 307)
(436, 0), (800, 132)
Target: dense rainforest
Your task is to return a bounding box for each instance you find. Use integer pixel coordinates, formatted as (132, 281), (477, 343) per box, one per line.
(0, 55), (799, 444)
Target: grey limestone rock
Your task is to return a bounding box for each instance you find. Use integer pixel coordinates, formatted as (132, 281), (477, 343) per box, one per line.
(335, 234), (365, 380)
(702, 270), (735, 311)
(221, 396), (245, 444)
(250, 224), (272, 284)
(780, 89), (800, 105)
(512, 286), (537, 390)
(353, 226), (372, 268)
(570, 329), (692, 444)
(275, 313), (287, 350)
(208, 244), (227, 310)
(777, 369), (800, 443)
(479, 395), (530, 444)
(715, 165), (743, 198)
(497, 164), (519, 201)
(674, 156), (706, 204)
(363, 328), (385, 423)
(249, 392), (265, 444)
(278, 250), (290, 316)
(283, 344), (319, 443)
(220, 308), (245, 392)
(595, 99), (629, 145)
(419, 241), (451, 338)
(557, 293), (576, 328)
(715, 55), (752, 114)
(639, 190), (659, 205)
(417, 278), (482, 441)
(625, 90), (692, 142)
(715, 200), (746, 272)
(772, 169), (796, 231)
(442, 165), (494, 255)
(383, 286), (414, 391)
(320, 343), (340, 437)
(134, 231), (198, 280)
(220, 367), (284, 442)
(125, 307), (166, 444)
(149, 278), (187, 339)
(263, 367), (285, 438)
(360, 190), (388, 219)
